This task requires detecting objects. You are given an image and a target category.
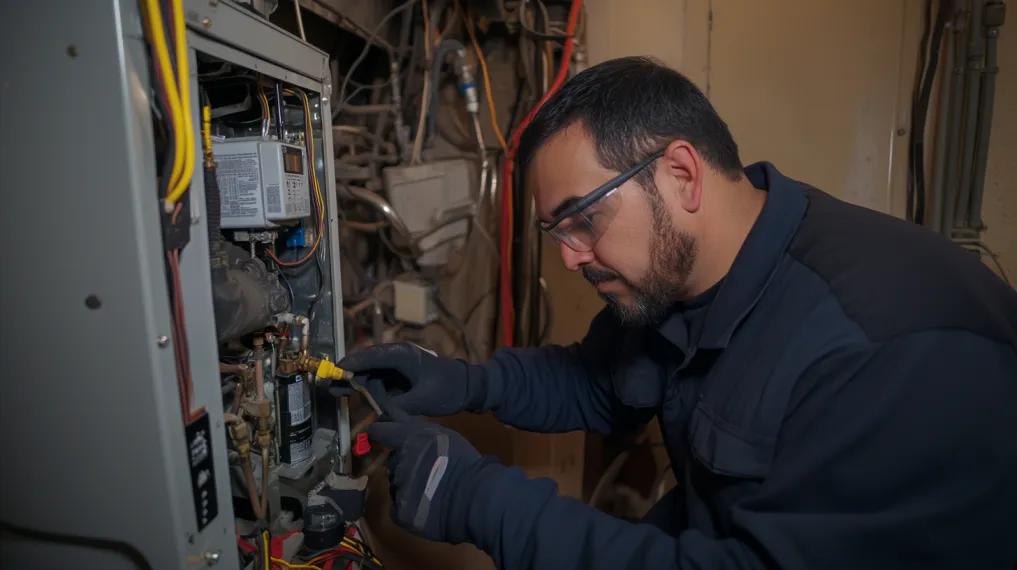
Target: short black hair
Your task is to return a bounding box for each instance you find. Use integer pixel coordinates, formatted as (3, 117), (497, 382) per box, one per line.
(518, 56), (743, 186)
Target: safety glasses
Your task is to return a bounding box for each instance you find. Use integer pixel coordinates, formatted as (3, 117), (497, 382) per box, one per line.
(540, 148), (666, 252)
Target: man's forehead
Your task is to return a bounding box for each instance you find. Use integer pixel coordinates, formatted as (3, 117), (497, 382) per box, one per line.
(530, 126), (613, 219)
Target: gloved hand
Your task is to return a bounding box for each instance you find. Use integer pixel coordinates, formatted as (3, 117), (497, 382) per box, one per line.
(367, 411), (499, 543)
(338, 343), (489, 416)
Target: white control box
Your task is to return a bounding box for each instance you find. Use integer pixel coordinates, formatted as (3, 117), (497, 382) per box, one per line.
(384, 159), (474, 266)
(213, 140), (311, 229)
(394, 276), (437, 325)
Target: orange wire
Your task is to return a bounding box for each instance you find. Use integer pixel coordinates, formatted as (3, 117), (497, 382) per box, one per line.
(267, 89), (324, 268)
(465, 8), (508, 151)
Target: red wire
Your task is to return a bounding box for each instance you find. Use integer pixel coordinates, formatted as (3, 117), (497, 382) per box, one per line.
(498, 0), (584, 346)
(167, 248), (205, 424)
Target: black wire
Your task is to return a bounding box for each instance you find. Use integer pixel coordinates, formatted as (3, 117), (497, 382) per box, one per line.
(505, 80), (528, 140)
(278, 268), (296, 309)
(333, 0), (418, 117)
(908, 0), (951, 224)
(520, 1), (570, 40)
(907, 0), (933, 222)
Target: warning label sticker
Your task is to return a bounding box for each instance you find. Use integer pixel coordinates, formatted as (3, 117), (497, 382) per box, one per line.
(216, 152), (261, 219)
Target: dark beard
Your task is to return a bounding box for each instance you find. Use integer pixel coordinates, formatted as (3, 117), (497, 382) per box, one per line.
(584, 195), (696, 326)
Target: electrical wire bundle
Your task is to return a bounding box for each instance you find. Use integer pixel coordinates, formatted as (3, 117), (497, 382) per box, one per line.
(301, 530), (383, 570)
(240, 525), (383, 570)
(140, 0), (204, 424)
(907, 0), (952, 225)
(498, 0), (584, 346)
(324, 0), (582, 354)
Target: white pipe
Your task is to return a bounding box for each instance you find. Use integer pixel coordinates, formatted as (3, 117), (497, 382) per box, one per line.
(294, 0), (307, 41)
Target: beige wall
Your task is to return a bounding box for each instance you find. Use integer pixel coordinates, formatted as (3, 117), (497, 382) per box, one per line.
(545, 0), (1016, 344)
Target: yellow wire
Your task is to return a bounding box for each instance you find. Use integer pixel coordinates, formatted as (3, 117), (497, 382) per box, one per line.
(464, 8), (507, 151)
(339, 539), (363, 554)
(140, 0), (185, 199)
(201, 105), (214, 167)
(340, 538), (382, 565)
(283, 88), (324, 260)
(263, 531), (271, 570)
(164, 0), (196, 211)
(272, 557), (322, 570)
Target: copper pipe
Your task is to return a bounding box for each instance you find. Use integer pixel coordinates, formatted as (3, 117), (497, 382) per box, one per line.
(219, 362), (249, 374)
(259, 450), (270, 519)
(296, 316), (310, 355)
(253, 336), (266, 400)
(242, 458), (266, 521)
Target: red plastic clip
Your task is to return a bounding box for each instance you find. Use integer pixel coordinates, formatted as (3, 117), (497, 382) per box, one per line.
(353, 432), (372, 457)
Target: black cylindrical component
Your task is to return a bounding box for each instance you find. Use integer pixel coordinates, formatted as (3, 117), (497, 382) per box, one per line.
(276, 371), (313, 466)
(302, 503), (342, 551)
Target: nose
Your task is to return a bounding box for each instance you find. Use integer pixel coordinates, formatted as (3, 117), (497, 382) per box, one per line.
(560, 241), (595, 272)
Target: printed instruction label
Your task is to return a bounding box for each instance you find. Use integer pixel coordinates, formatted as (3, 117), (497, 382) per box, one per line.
(216, 152), (261, 219)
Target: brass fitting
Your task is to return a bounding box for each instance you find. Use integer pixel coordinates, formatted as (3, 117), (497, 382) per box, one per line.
(243, 398), (271, 420)
(275, 354), (301, 376)
(255, 416), (272, 457)
(228, 420), (252, 458)
(296, 354), (353, 382)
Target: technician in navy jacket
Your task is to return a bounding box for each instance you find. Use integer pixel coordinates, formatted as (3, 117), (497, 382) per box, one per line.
(342, 57), (1017, 569)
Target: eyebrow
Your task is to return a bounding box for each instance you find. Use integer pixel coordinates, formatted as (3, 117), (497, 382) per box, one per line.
(549, 196), (582, 220)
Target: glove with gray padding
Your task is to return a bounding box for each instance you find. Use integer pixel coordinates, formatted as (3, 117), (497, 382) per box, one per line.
(368, 409), (497, 543)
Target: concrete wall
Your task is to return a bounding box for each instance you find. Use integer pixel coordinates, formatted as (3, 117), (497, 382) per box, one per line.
(545, 0), (1016, 345)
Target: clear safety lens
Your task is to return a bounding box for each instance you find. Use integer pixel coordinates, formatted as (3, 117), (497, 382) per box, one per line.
(545, 188), (622, 252)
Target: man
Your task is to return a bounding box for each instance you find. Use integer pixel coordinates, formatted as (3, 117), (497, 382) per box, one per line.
(342, 57), (1017, 568)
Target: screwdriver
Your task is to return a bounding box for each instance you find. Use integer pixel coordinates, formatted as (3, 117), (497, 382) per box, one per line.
(298, 355), (384, 416)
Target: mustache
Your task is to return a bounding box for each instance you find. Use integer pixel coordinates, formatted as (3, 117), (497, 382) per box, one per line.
(582, 266), (622, 285)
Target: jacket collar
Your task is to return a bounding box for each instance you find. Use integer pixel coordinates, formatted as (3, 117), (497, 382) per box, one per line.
(656, 162), (809, 351)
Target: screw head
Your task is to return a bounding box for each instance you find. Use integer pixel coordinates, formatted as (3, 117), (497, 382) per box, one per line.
(202, 550), (222, 565)
(85, 295), (101, 310)
(202, 17), (212, 28)
(157, 335), (170, 347)
(896, 128), (907, 136)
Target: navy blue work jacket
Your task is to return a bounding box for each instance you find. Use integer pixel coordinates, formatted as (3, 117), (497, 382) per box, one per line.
(463, 162), (1017, 569)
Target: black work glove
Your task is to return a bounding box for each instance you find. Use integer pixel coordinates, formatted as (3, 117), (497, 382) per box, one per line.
(367, 410), (499, 543)
(338, 343), (489, 416)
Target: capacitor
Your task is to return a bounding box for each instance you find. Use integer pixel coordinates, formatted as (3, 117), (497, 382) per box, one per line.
(275, 371), (313, 466)
(302, 502), (342, 551)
